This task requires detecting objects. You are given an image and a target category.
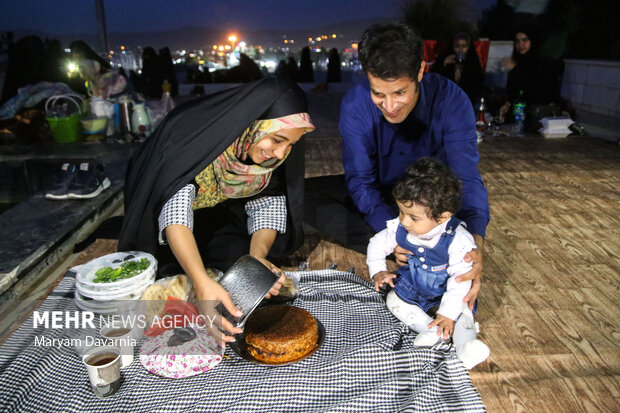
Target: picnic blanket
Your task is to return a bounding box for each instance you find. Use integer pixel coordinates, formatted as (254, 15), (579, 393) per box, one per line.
(0, 270), (485, 412)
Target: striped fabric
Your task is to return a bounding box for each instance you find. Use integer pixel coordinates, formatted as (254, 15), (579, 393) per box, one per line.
(0, 270), (485, 412)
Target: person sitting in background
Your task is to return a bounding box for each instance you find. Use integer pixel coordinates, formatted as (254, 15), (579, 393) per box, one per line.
(431, 32), (484, 107)
(498, 27), (560, 130)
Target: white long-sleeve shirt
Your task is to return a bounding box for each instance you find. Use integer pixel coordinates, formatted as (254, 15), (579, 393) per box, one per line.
(367, 218), (476, 320)
(157, 184), (287, 245)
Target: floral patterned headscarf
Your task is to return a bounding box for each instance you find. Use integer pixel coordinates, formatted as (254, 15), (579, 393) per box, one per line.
(192, 112), (314, 210)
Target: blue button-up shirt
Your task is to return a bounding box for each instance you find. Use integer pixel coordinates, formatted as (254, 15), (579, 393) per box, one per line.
(339, 73), (490, 237)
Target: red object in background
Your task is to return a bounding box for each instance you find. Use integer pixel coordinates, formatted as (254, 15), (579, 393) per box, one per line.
(423, 39), (490, 72)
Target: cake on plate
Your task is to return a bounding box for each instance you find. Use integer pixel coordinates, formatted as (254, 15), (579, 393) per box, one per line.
(244, 305), (318, 363)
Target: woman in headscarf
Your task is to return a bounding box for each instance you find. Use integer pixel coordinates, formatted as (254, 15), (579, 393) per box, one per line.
(431, 32), (484, 107)
(498, 26), (558, 126)
(118, 77), (314, 340)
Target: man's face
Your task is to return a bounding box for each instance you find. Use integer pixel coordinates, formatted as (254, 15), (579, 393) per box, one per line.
(367, 64), (424, 124)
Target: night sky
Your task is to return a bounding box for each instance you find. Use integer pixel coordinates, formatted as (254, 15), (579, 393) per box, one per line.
(1, 0), (496, 34)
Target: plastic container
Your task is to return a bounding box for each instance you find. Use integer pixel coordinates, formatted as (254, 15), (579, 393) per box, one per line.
(512, 90), (526, 136)
(75, 251), (157, 291)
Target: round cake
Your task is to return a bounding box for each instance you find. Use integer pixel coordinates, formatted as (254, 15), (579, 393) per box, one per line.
(244, 305), (318, 364)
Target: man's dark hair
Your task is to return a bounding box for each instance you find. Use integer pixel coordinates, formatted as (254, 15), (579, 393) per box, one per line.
(358, 22), (424, 80)
(392, 157), (461, 221)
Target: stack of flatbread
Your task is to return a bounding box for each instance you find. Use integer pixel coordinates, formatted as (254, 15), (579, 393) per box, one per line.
(141, 274), (192, 319)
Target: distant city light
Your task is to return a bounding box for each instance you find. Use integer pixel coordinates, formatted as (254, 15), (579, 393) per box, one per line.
(224, 45), (231, 50)
(351, 43), (358, 50)
(218, 46), (224, 51)
(228, 35), (237, 43)
(332, 34), (337, 38)
(120, 45), (125, 51)
(67, 62), (77, 72)
(261, 60), (277, 69)
(213, 45), (218, 49)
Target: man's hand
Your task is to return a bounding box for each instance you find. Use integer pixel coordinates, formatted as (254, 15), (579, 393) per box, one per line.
(455, 249), (482, 310)
(373, 271), (397, 292)
(428, 314), (455, 339)
(393, 244), (413, 267)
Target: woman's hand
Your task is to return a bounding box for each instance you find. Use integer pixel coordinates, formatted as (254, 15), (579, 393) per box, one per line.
(428, 314), (455, 340)
(165, 224), (242, 346)
(254, 256), (285, 298)
(444, 54), (457, 65)
(194, 276), (243, 346)
(498, 101), (511, 123)
(501, 56), (516, 71)
(373, 271), (397, 292)
(455, 248), (483, 311)
(393, 244), (413, 267)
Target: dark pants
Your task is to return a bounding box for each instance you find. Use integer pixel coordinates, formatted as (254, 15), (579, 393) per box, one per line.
(156, 198), (297, 277)
(303, 175), (376, 254)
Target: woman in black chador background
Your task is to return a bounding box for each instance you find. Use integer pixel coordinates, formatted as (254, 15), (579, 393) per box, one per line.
(431, 32), (484, 107)
(498, 26), (560, 130)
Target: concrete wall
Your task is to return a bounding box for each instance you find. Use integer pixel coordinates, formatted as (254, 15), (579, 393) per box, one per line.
(561, 59), (620, 118)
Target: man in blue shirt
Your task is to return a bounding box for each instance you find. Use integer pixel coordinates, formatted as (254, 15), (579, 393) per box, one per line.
(340, 23), (490, 309)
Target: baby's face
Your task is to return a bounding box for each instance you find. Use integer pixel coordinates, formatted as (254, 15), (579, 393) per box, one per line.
(396, 201), (443, 236)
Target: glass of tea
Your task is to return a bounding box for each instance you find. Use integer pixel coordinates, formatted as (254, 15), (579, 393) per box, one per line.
(82, 345), (122, 398)
(100, 321), (139, 368)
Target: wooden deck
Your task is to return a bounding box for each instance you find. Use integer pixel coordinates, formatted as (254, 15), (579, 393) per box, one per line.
(66, 134), (620, 412)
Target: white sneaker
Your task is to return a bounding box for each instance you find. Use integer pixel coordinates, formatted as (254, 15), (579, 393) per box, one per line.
(458, 339), (490, 370)
(414, 331), (441, 347)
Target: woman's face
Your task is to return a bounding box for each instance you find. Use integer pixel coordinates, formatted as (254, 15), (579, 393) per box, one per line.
(514, 32), (531, 54)
(247, 127), (305, 164)
(453, 38), (469, 57)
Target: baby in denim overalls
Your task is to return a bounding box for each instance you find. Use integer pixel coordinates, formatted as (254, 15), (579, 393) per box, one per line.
(366, 158), (490, 370)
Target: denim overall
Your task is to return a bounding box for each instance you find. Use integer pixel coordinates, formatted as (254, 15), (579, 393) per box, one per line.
(393, 216), (464, 312)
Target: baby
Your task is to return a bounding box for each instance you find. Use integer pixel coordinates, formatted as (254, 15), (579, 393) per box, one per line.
(366, 157), (490, 369)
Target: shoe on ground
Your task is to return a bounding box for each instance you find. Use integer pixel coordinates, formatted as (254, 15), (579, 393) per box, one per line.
(414, 331), (441, 347)
(45, 163), (77, 200)
(67, 162), (111, 199)
(458, 339), (490, 370)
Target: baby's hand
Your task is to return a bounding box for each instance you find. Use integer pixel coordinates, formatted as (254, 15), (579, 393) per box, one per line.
(373, 271), (397, 292)
(428, 314), (455, 340)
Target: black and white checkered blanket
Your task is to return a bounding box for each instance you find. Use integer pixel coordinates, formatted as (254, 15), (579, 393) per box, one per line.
(0, 270), (485, 412)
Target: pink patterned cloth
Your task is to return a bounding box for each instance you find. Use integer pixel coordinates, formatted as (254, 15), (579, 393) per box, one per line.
(139, 325), (222, 378)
